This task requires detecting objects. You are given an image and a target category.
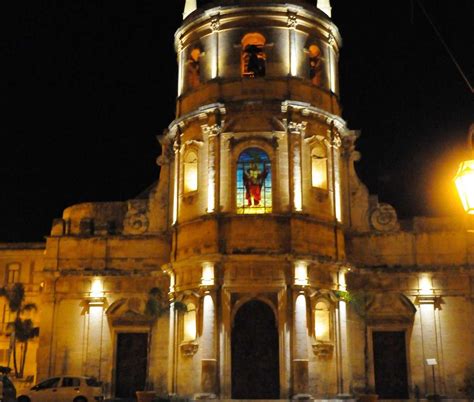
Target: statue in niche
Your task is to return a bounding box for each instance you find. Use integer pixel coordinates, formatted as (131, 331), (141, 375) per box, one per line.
(309, 44), (323, 86)
(243, 44), (266, 77)
(187, 48), (201, 89)
(244, 161), (268, 206)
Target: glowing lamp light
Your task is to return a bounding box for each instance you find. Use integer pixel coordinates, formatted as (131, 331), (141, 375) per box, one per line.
(90, 278), (104, 298)
(454, 160), (474, 214)
(294, 261), (308, 286)
(419, 275), (433, 295)
(201, 262), (214, 286)
(455, 124), (474, 214)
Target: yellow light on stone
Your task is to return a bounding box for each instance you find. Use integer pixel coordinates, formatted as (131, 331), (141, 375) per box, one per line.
(312, 163), (327, 188)
(338, 270), (346, 291)
(419, 275), (433, 295)
(311, 144), (328, 189)
(295, 181), (302, 210)
(183, 303), (197, 342)
(290, 38), (298, 77)
(454, 159), (474, 214)
(90, 278), (104, 298)
(315, 302), (330, 342)
(184, 151), (198, 193)
(294, 261), (308, 286)
(201, 262), (214, 286)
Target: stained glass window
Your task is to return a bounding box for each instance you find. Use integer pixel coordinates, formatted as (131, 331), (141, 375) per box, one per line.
(236, 148), (272, 214)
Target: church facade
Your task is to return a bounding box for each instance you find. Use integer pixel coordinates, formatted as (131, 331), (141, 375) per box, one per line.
(1, 0), (473, 399)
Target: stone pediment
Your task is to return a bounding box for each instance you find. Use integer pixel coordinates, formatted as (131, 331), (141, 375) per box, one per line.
(106, 297), (153, 326)
(366, 293), (416, 325)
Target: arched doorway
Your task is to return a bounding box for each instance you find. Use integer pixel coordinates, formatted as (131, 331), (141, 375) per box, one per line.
(231, 299), (280, 399)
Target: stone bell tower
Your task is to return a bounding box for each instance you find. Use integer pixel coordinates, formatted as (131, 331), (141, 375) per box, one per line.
(158, 0), (358, 398)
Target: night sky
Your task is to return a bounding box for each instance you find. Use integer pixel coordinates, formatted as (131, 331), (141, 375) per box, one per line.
(3, 0), (473, 242)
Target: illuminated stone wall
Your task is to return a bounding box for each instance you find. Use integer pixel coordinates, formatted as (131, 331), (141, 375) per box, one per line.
(0, 0), (472, 400)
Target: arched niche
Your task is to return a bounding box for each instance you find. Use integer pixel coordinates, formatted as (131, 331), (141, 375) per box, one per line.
(241, 32), (267, 78)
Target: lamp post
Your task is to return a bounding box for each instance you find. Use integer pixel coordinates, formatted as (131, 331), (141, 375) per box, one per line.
(454, 124), (474, 214)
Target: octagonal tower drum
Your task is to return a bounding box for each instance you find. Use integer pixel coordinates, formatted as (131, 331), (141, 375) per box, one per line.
(158, 0), (354, 398)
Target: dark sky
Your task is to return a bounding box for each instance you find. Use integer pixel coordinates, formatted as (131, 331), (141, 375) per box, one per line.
(2, 0), (473, 242)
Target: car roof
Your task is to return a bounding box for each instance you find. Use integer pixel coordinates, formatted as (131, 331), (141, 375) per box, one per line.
(43, 375), (95, 380)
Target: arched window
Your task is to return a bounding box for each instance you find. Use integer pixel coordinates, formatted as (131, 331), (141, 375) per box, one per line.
(314, 301), (331, 342)
(183, 302), (197, 342)
(311, 142), (328, 190)
(236, 148), (272, 214)
(241, 33), (266, 78)
(186, 48), (201, 89)
(308, 44), (323, 86)
(183, 150), (198, 193)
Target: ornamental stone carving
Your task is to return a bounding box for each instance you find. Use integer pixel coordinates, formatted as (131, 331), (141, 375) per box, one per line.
(288, 121), (307, 135)
(201, 124), (222, 138)
(369, 203), (399, 232)
(287, 14), (298, 28)
(331, 130), (342, 148)
(210, 15), (220, 32)
(124, 200), (149, 235)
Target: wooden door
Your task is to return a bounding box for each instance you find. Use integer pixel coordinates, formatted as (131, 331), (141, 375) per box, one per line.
(373, 331), (409, 399)
(115, 332), (148, 398)
(231, 300), (280, 399)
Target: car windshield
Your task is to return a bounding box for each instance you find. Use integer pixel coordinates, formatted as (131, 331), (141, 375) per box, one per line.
(85, 377), (101, 387)
(3, 376), (14, 388)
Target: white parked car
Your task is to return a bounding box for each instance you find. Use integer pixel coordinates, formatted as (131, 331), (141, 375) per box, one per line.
(17, 375), (104, 402)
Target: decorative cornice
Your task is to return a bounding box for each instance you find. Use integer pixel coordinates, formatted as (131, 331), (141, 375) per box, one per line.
(167, 103), (226, 137)
(181, 139), (204, 152)
(227, 134), (280, 150)
(281, 100), (347, 134)
(415, 295), (444, 309)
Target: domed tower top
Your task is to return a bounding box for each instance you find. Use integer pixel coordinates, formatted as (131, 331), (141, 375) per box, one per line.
(176, 0), (341, 115)
(183, 0), (331, 19)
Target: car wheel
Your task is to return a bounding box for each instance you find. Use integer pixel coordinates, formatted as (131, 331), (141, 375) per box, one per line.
(73, 397), (88, 402)
(18, 397), (31, 402)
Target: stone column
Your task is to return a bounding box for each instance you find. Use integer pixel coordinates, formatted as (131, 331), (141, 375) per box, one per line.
(210, 16), (220, 79)
(201, 124), (221, 213)
(288, 14), (298, 76)
(330, 128), (343, 223)
(172, 136), (180, 225)
(84, 304), (105, 378)
(166, 268), (179, 394)
(200, 293), (218, 396)
(335, 297), (351, 395)
(177, 38), (185, 97)
(288, 121), (307, 212)
(36, 275), (58, 380)
(415, 295), (443, 396)
(293, 292), (309, 397)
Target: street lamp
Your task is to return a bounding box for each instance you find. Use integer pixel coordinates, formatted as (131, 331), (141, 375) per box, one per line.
(454, 124), (474, 214)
